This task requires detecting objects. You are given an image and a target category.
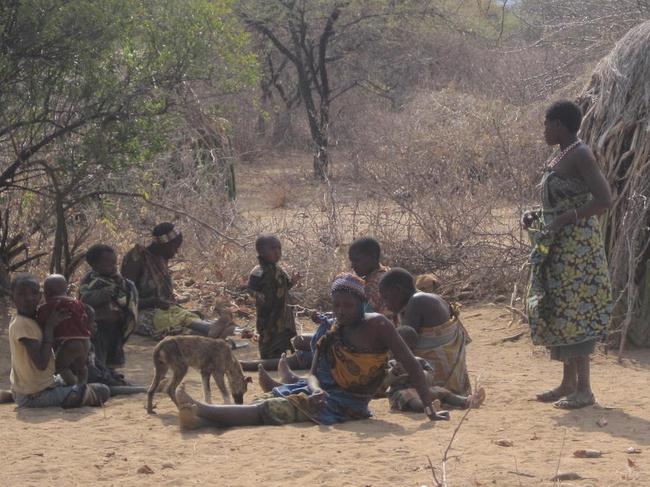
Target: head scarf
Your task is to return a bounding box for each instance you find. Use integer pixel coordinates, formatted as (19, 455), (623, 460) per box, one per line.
(153, 227), (181, 245)
(331, 273), (366, 301)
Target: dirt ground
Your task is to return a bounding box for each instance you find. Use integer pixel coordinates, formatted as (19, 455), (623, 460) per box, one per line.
(1, 304), (649, 487)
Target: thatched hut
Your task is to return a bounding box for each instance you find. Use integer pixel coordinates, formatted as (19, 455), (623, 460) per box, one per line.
(578, 21), (650, 350)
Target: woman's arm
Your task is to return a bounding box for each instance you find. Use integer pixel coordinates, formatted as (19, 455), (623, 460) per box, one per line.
(378, 320), (448, 421)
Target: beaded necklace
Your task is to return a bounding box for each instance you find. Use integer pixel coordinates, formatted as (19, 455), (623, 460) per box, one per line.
(547, 139), (582, 169)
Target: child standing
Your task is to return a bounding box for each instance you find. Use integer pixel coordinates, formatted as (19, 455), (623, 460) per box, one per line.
(348, 237), (392, 320)
(248, 234), (299, 359)
(79, 244), (138, 383)
(36, 274), (92, 385)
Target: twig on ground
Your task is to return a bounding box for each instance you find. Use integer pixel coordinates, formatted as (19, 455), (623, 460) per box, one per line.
(491, 330), (526, 345)
(554, 428), (568, 486)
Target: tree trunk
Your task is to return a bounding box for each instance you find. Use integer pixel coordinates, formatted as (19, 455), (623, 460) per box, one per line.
(50, 194), (70, 276)
(313, 134), (329, 180)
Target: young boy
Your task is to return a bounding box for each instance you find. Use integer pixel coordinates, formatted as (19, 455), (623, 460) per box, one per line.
(8, 274), (109, 408)
(36, 274), (92, 385)
(79, 244), (138, 384)
(348, 237), (392, 320)
(248, 234), (299, 359)
(387, 326), (485, 411)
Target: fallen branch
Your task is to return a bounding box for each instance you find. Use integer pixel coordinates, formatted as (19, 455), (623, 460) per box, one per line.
(429, 408), (472, 487)
(491, 330), (526, 345)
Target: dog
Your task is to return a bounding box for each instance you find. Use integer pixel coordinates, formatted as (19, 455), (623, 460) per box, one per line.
(146, 336), (252, 414)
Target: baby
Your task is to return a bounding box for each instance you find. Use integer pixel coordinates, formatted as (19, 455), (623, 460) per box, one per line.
(36, 274), (92, 385)
(386, 326), (485, 411)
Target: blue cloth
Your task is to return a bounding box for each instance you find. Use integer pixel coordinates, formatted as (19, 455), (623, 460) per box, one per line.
(293, 315), (333, 369)
(272, 317), (373, 425)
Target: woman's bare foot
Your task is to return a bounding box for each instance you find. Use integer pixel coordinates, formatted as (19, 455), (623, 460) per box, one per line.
(553, 390), (595, 410)
(257, 365), (282, 393)
(278, 353), (301, 383)
(466, 387), (486, 409)
(536, 385), (575, 403)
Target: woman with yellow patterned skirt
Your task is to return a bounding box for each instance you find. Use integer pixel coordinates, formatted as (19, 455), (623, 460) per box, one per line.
(523, 100), (613, 409)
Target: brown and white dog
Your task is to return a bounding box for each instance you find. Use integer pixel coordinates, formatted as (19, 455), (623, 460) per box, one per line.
(146, 336), (252, 414)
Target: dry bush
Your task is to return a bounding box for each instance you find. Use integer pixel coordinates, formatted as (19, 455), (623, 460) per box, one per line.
(348, 89), (549, 299)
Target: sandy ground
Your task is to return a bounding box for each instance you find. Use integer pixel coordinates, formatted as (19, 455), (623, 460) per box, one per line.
(1, 304), (649, 487)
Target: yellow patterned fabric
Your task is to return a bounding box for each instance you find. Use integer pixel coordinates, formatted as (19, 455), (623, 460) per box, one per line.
(255, 392), (313, 425)
(414, 307), (471, 396)
(318, 327), (389, 395)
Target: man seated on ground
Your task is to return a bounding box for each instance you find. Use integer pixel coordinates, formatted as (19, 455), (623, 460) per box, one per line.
(379, 268), (473, 398)
(8, 274), (110, 408)
(174, 273), (450, 429)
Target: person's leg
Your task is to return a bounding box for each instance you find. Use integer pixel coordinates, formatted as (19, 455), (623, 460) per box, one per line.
(241, 358), (281, 372)
(430, 386), (486, 409)
(258, 365), (284, 392)
(110, 385), (147, 395)
(536, 359), (577, 402)
(554, 355), (595, 409)
(278, 353), (303, 383)
(175, 385), (264, 429)
(55, 341), (86, 385)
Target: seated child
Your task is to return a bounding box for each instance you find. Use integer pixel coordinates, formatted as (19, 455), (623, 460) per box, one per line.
(247, 234), (299, 359)
(348, 237), (392, 320)
(387, 326), (485, 411)
(9, 274), (110, 408)
(36, 274), (92, 385)
(79, 244), (138, 384)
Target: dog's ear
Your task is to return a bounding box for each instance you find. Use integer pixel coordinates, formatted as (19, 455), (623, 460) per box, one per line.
(245, 376), (253, 384)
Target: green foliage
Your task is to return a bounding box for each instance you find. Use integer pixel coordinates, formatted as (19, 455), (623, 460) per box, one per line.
(0, 0), (258, 192)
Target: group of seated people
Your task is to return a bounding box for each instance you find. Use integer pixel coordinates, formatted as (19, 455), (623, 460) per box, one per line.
(3, 223), (484, 429)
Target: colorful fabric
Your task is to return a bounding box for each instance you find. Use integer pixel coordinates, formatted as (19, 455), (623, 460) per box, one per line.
(526, 170), (612, 349)
(36, 297), (91, 341)
(363, 265), (392, 319)
(269, 322), (389, 425)
(255, 392), (313, 425)
(317, 325), (389, 396)
(153, 228), (180, 244)
(121, 244), (174, 303)
(293, 314), (334, 369)
(79, 270), (138, 339)
(412, 307), (472, 396)
(9, 315), (56, 395)
(248, 259), (296, 359)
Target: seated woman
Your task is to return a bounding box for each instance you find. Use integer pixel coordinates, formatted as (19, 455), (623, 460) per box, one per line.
(174, 273), (449, 429)
(121, 222), (234, 340)
(379, 268), (472, 397)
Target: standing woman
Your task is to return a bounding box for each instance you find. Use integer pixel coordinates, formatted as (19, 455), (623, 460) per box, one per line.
(523, 100), (613, 409)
